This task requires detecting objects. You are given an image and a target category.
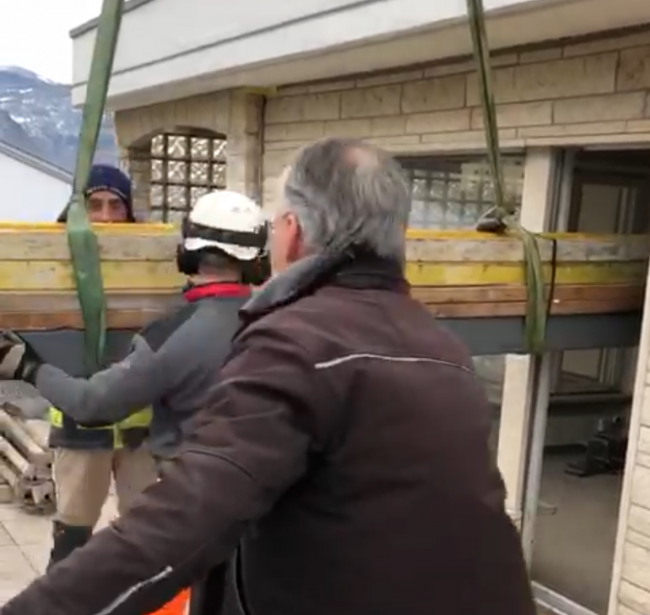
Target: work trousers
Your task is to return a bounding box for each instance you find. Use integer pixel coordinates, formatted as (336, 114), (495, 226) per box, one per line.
(53, 447), (157, 527)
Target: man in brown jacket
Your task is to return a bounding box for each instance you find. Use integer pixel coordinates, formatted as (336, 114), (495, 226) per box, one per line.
(1, 137), (536, 615)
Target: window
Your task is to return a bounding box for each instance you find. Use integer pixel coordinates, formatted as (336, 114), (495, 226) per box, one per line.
(399, 155), (525, 417)
(400, 155), (525, 230)
(149, 133), (227, 223)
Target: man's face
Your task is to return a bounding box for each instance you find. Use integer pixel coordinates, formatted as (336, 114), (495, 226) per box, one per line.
(86, 190), (129, 223)
(270, 168), (303, 275)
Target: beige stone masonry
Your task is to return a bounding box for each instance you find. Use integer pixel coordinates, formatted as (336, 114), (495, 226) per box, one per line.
(262, 27), (650, 211)
(465, 53), (619, 105)
(619, 580), (650, 615)
(113, 89), (263, 214)
(225, 91), (264, 200)
(114, 92), (231, 148)
(610, 273), (650, 615)
(123, 145), (151, 220)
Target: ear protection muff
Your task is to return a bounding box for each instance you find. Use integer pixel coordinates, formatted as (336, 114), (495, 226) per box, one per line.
(242, 220), (271, 286)
(176, 217), (201, 275)
(175, 243), (201, 276)
(241, 252), (272, 286)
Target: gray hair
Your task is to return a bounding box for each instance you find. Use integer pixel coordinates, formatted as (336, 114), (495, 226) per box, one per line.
(283, 138), (411, 261)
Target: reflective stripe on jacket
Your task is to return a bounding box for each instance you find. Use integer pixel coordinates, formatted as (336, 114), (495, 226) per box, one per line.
(48, 406), (152, 450)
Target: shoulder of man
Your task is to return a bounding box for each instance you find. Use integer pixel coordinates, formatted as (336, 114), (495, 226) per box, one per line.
(233, 292), (328, 354)
(222, 294), (344, 399)
(136, 302), (203, 353)
(136, 298), (244, 367)
(211, 299), (339, 446)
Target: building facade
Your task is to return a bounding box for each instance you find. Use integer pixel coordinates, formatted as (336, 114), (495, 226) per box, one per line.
(0, 140), (72, 222)
(71, 1), (650, 614)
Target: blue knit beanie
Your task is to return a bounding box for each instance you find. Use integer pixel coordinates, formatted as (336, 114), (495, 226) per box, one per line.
(84, 164), (135, 221)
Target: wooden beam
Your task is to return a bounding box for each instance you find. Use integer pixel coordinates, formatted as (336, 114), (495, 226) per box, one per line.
(406, 234), (650, 263)
(3, 309), (164, 331)
(413, 283), (644, 305)
(425, 298), (640, 318)
(1, 283), (644, 330)
(0, 223), (647, 326)
(0, 261), (183, 291)
(0, 224), (647, 262)
(0, 292), (178, 330)
(404, 261), (647, 287)
(0, 259), (645, 292)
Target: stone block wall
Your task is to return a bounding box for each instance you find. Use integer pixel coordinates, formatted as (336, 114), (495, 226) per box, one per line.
(113, 90), (263, 214)
(261, 28), (650, 210)
(613, 359), (650, 615)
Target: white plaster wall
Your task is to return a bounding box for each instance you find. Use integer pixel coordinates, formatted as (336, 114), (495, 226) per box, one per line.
(72, 0), (544, 86)
(71, 0), (650, 110)
(0, 153), (71, 222)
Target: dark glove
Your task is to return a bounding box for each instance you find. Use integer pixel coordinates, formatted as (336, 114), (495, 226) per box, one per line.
(0, 330), (43, 383)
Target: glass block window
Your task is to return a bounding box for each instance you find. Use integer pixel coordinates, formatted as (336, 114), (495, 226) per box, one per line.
(149, 133), (227, 223)
(399, 155), (525, 230)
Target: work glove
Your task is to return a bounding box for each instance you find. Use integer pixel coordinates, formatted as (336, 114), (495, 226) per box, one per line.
(0, 330), (43, 384)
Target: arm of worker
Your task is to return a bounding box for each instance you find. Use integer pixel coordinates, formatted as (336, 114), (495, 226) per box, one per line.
(0, 329), (158, 424)
(0, 324), (323, 615)
(32, 333), (160, 425)
(32, 314), (220, 426)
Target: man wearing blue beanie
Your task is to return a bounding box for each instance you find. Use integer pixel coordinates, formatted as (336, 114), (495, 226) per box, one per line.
(50, 164), (155, 568)
(58, 164), (136, 223)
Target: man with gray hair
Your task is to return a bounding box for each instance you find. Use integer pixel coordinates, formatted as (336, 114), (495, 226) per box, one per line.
(2, 138), (535, 615)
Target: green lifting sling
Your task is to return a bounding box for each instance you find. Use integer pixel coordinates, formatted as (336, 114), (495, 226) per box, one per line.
(65, 0), (125, 373)
(465, 0), (548, 353)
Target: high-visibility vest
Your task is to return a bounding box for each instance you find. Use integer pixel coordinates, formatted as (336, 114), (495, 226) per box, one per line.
(48, 406), (152, 450)
(147, 588), (190, 615)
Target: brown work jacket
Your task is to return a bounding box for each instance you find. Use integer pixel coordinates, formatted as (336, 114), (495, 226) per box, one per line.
(1, 254), (536, 615)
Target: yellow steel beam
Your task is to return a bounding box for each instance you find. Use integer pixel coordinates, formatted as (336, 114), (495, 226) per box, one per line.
(405, 261), (647, 287)
(0, 260), (645, 292)
(0, 222), (639, 242)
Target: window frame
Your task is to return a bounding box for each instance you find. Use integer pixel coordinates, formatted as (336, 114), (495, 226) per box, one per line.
(398, 154), (525, 230)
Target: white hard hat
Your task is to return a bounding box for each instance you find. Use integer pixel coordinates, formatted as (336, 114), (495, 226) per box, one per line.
(183, 190), (266, 261)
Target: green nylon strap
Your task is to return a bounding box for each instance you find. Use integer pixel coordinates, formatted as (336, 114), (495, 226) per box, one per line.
(465, 0), (548, 354)
(65, 0), (125, 373)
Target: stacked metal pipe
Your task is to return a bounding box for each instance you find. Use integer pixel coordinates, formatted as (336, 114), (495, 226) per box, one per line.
(0, 382), (54, 513)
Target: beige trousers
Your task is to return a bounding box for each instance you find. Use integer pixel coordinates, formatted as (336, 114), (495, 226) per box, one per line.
(53, 447), (157, 527)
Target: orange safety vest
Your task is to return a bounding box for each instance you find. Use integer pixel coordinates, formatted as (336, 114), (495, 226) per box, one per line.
(148, 588), (190, 615)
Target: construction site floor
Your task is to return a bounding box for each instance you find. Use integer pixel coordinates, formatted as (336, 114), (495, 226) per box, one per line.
(0, 494), (117, 605)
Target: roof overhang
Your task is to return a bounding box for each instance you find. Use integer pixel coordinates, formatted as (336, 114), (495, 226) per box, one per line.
(71, 0), (650, 111)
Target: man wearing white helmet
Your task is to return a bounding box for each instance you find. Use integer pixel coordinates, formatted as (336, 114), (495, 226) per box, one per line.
(0, 189), (269, 461)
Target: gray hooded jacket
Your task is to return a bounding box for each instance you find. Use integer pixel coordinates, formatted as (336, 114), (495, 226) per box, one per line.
(32, 291), (248, 458)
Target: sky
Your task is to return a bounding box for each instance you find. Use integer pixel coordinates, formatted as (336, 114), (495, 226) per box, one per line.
(0, 0), (103, 84)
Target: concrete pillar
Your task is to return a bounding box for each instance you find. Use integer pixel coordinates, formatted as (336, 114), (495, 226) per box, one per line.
(226, 90), (264, 202)
(113, 111), (153, 219)
(496, 149), (561, 529)
(608, 282), (650, 614)
(127, 144), (153, 220)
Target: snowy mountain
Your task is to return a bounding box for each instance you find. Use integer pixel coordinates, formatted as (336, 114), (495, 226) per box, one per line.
(0, 66), (117, 172)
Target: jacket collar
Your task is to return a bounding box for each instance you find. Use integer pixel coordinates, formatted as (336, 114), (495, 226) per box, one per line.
(239, 249), (408, 325)
(182, 282), (250, 303)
